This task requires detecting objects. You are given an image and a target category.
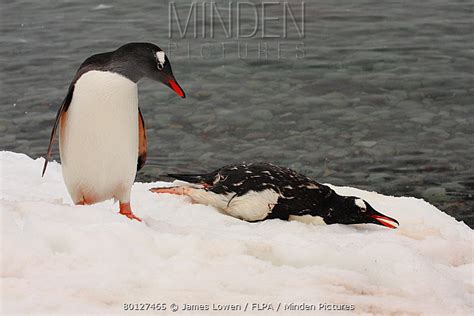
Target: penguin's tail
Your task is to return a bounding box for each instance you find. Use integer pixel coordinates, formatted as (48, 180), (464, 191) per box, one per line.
(168, 173), (208, 184)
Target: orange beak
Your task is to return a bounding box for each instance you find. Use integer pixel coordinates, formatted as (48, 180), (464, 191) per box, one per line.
(168, 78), (185, 98)
(371, 214), (399, 229)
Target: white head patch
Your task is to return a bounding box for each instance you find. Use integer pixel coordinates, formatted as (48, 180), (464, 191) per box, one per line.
(355, 199), (366, 209)
(155, 51), (166, 69)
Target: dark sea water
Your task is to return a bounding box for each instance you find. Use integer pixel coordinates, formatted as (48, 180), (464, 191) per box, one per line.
(1, 0), (473, 227)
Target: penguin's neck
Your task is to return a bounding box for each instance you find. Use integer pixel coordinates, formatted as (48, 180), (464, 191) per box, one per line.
(316, 186), (340, 214)
(72, 70), (138, 109)
(77, 70), (137, 90)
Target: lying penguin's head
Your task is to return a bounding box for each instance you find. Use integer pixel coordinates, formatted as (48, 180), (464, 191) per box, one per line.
(326, 196), (399, 229)
(111, 42), (185, 98)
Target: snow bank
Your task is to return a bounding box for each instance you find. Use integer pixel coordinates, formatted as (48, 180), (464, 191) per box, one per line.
(1, 151), (472, 315)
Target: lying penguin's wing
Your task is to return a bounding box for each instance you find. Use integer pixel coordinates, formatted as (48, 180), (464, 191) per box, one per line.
(137, 107), (147, 171)
(42, 85), (75, 176)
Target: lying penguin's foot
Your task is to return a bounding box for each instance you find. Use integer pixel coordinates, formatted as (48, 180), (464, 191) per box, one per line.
(150, 186), (201, 205)
(119, 202), (141, 222)
(150, 187), (187, 195)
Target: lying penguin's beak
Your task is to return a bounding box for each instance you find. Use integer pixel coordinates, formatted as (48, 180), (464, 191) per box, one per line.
(166, 76), (185, 98)
(371, 214), (399, 229)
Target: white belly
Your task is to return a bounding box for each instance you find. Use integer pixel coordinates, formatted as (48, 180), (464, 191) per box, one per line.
(59, 70), (139, 204)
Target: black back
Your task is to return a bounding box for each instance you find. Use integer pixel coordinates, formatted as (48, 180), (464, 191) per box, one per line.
(170, 162), (336, 219)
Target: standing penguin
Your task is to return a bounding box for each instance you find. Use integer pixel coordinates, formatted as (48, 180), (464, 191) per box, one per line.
(42, 42), (185, 221)
(150, 163), (399, 228)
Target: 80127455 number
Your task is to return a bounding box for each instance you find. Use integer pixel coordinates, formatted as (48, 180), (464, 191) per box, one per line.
(123, 303), (167, 311)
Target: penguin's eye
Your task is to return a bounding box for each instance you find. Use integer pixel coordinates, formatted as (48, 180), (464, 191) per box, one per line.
(155, 51), (166, 70)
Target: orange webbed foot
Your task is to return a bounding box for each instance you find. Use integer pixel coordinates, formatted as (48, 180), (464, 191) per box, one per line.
(119, 202), (141, 222)
(150, 187), (187, 195)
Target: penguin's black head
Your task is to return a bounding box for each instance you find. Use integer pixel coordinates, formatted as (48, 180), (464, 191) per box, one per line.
(325, 196), (399, 229)
(111, 42), (185, 98)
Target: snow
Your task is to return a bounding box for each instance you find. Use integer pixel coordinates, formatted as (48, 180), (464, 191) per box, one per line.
(1, 151), (473, 315)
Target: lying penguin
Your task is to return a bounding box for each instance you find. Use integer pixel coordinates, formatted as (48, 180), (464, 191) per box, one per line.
(42, 42), (185, 221)
(150, 162), (399, 228)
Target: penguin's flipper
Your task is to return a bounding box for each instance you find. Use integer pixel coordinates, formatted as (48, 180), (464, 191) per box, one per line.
(137, 107), (147, 171)
(42, 85), (75, 176)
